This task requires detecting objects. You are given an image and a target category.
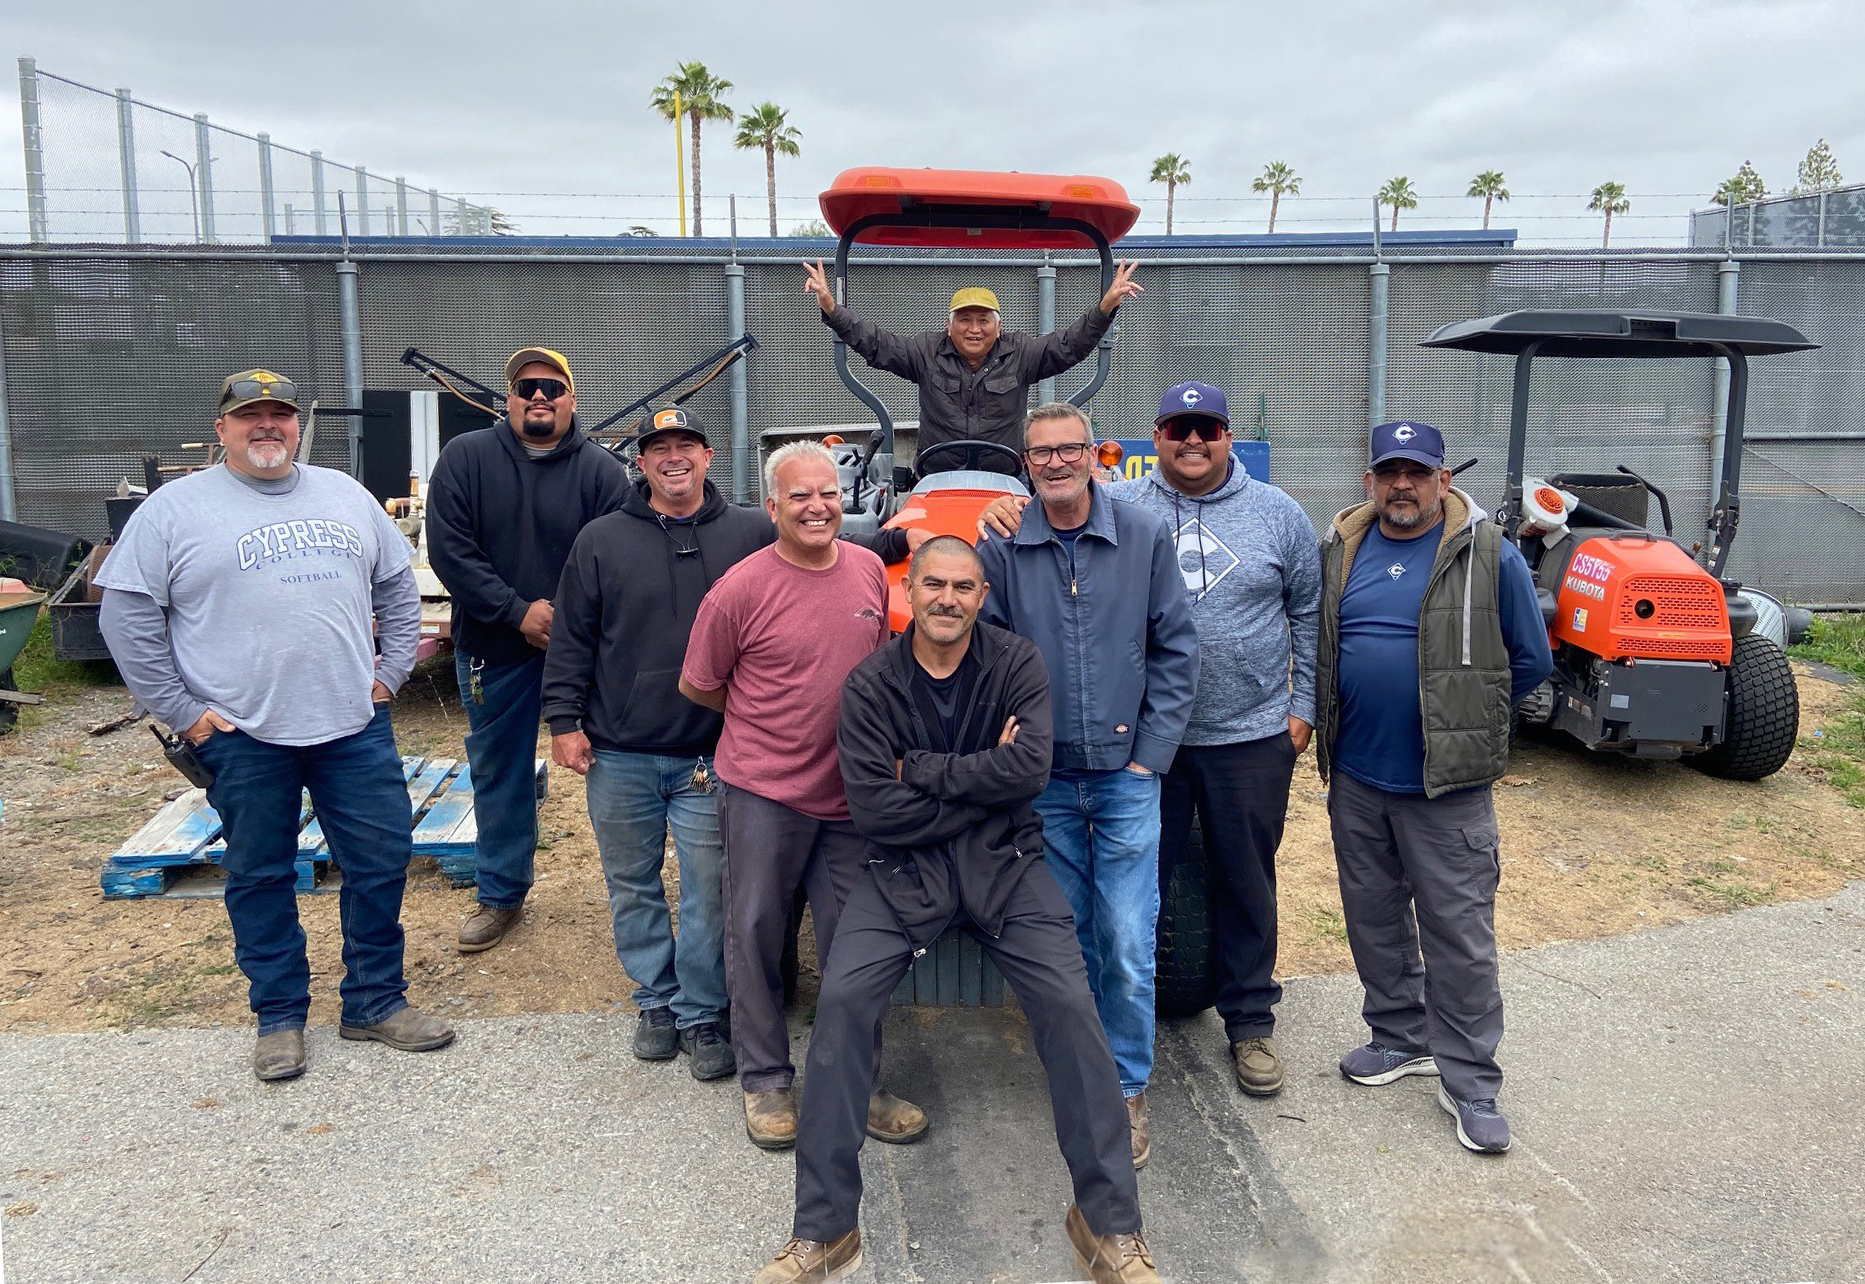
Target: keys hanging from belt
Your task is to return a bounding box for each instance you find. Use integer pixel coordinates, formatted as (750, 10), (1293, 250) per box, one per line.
(690, 759), (715, 794)
(468, 657), (485, 706)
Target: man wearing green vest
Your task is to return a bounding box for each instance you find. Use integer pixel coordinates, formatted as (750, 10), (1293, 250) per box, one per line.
(1315, 421), (1551, 1155)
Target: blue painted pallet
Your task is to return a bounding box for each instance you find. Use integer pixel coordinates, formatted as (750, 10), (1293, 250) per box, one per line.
(890, 926), (1007, 1007)
(410, 759), (545, 887)
(296, 756), (452, 860)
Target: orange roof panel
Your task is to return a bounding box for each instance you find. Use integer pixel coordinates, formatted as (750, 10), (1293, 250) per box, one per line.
(820, 168), (1139, 249)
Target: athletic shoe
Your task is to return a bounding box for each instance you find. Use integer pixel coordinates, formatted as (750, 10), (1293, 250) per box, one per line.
(1338, 1041), (1438, 1086)
(679, 1021), (735, 1081)
(633, 1006), (678, 1061)
(1438, 1085), (1511, 1153)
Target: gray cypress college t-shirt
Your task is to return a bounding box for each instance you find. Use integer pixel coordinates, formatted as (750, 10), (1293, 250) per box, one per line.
(95, 463), (413, 746)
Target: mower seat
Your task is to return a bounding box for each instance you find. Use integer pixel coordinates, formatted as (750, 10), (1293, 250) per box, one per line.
(1547, 472), (1649, 528)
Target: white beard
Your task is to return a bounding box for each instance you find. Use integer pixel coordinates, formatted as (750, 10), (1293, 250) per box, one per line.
(247, 441), (291, 471)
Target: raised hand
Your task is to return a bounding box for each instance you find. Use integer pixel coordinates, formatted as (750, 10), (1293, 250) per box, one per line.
(1099, 260), (1144, 314)
(803, 260), (836, 314)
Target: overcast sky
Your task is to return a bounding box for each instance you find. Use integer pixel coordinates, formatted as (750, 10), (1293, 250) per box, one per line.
(6, 0), (1863, 244)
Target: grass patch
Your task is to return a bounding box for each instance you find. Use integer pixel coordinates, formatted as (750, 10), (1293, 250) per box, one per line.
(1307, 906), (1349, 946)
(1686, 875), (1778, 910)
(1790, 613), (1865, 680)
(8, 612), (118, 695)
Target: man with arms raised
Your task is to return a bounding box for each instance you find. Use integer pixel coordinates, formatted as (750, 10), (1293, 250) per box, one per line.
(98, 369), (450, 1080)
(680, 442), (925, 1151)
(754, 536), (1158, 1284)
(802, 261), (1142, 470)
(975, 404), (1198, 1170)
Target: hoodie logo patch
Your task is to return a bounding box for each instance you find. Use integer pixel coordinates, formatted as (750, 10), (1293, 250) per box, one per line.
(1387, 562), (1407, 579)
(1172, 517), (1240, 603)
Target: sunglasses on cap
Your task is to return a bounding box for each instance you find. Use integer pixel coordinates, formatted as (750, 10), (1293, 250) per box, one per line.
(512, 377), (570, 401)
(1158, 417), (1227, 443)
(220, 376), (298, 407)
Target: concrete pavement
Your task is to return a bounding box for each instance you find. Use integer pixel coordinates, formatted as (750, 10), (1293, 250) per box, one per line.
(4, 883), (1862, 1283)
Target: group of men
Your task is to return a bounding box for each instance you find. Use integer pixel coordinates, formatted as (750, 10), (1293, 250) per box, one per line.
(96, 264), (1552, 1284)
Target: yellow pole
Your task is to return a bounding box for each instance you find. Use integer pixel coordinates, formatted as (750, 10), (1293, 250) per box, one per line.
(673, 90), (687, 237)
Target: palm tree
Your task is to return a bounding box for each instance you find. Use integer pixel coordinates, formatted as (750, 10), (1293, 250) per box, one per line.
(1251, 161), (1301, 233)
(1467, 170), (1510, 229)
(1378, 176), (1418, 232)
(733, 103), (802, 237)
(1149, 153), (1191, 235)
(1588, 180), (1631, 247)
(651, 62), (734, 235)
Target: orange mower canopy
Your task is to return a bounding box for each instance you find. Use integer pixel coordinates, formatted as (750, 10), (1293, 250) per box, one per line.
(820, 168), (1140, 250)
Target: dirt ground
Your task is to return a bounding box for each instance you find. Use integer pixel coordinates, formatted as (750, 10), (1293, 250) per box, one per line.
(1, 660), (1861, 1035)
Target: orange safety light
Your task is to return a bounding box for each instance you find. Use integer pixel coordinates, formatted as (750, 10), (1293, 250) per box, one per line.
(820, 434), (846, 447)
(1096, 441), (1125, 469)
(1533, 485), (1565, 513)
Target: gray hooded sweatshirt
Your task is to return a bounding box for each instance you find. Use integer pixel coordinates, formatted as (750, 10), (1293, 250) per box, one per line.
(1105, 456), (1321, 745)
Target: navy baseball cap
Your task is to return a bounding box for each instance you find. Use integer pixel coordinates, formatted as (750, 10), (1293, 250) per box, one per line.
(1155, 381), (1229, 427)
(1369, 421), (1445, 469)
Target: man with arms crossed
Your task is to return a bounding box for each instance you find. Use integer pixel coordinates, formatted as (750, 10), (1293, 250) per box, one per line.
(681, 442), (925, 1151)
(754, 536), (1158, 1284)
(98, 369), (451, 1080)
(1317, 421), (1552, 1153)
(975, 404), (1198, 1170)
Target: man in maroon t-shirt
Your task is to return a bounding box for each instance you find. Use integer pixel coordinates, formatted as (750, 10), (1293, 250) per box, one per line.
(681, 442), (928, 1152)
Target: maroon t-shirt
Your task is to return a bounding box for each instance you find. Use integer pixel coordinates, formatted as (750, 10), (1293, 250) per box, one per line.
(682, 542), (888, 820)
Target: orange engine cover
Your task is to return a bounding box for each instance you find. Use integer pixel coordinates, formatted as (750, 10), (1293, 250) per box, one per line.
(879, 487), (1007, 634)
(1552, 536), (1731, 663)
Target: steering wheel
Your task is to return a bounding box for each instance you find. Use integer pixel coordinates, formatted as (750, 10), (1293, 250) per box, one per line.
(913, 438), (1026, 479)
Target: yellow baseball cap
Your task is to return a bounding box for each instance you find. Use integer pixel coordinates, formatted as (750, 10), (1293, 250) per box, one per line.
(505, 346), (574, 394)
(948, 288), (1001, 314)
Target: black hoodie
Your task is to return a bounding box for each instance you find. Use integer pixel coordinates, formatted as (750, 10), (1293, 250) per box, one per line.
(542, 478), (914, 755)
(426, 416), (631, 664)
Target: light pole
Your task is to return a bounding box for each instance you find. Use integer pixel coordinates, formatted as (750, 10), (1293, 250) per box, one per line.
(159, 149), (200, 242)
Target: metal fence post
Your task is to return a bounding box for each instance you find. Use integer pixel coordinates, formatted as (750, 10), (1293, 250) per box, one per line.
(355, 165), (370, 236)
(192, 113), (216, 243)
(18, 58), (49, 242)
(311, 150), (327, 234)
(1818, 190), (1828, 247)
(428, 188), (441, 238)
(257, 132), (276, 242)
(1710, 258), (1741, 503)
(1036, 258), (1058, 403)
(115, 87), (140, 243)
(725, 260), (750, 502)
(0, 307), (16, 521)
(395, 176), (409, 236)
(337, 256), (365, 477)
(1368, 261), (1390, 428)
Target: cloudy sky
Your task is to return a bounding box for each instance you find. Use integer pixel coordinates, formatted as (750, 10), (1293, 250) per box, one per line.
(5, 0), (1862, 244)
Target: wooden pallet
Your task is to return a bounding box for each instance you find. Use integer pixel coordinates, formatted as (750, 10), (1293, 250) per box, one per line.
(410, 759), (547, 887)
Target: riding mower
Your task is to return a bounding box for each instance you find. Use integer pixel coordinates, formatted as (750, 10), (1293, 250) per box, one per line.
(1422, 309), (1818, 779)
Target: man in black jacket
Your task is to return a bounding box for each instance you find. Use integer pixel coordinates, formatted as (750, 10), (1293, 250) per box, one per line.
(802, 262), (1141, 472)
(754, 536), (1156, 1284)
(426, 347), (630, 954)
(543, 410), (919, 1077)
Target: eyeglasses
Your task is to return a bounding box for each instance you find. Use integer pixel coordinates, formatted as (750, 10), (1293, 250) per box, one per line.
(1159, 418), (1228, 443)
(1024, 442), (1090, 466)
(512, 377), (569, 401)
(1371, 461), (1438, 483)
(220, 377), (297, 406)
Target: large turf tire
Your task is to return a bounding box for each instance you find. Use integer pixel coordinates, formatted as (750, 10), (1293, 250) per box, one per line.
(1155, 821), (1217, 1019)
(1689, 633), (1800, 781)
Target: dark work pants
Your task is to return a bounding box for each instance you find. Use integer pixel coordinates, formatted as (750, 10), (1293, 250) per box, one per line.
(1327, 771), (1505, 1101)
(718, 783), (875, 1093)
(1158, 734), (1298, 1042)
(455, 650), (545, 910)
(794, 861), (1141, 1242)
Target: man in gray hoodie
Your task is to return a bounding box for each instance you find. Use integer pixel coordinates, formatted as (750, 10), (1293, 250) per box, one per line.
(981, 381), (1320, 1098)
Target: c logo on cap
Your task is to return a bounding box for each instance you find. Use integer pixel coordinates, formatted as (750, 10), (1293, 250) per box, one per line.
(1393, 424), (1416, 441)
(1181, 388), (1202, 406)
(654, 409), (681, 429)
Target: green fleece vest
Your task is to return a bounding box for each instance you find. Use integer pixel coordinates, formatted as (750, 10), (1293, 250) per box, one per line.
(1317, 498), (1511, 798)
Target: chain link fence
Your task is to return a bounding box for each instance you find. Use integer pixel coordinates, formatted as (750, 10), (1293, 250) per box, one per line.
(3, 241), (1862, 605)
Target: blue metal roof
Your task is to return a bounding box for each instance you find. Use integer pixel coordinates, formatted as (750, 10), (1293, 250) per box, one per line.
(271, 227), (1518, 251)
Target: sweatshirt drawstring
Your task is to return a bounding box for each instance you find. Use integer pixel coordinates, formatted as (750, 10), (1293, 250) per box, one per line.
(1462, 533), (1475, 666)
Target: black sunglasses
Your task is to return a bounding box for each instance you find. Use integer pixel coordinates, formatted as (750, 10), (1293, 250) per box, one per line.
(1159, 417), (1227, 442)
(512, 377), (569, 401)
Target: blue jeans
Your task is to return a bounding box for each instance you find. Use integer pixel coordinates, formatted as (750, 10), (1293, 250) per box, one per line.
(1035, 766), (1163, 1095)
(585, 749), (728, 1029)
(195, 707), (413, 1035)
(455, 650), (545, 909)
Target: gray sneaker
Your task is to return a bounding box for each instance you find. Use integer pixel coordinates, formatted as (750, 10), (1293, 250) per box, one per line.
(1339, 1041), (1438, 1086)
(678, 1021), (735, 1081)
(1438, 1085), (1511, 1153)
(633, 1006), (678, 1061)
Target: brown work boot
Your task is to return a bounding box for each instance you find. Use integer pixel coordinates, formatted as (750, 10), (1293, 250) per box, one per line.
(751, 1230), (862, 1283)
(458, 903), (523, 953)
(866, 1090), (929, 1144)
(1126, 1091), (1151, 1170)
(1065, 1203), (1160, 1283)
(339, 1004), (456, 1051)
(744, 1087), (799, 1150)
(1232, 1036), (1286, 1096)
(252, 1029), (306, 1081)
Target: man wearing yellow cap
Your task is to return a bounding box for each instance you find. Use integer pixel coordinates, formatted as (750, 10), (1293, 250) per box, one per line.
(426, 346), (631, 953)
(803, 261), (1141, 473)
